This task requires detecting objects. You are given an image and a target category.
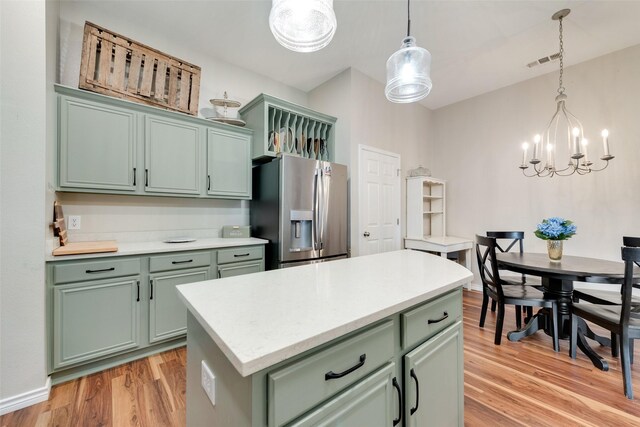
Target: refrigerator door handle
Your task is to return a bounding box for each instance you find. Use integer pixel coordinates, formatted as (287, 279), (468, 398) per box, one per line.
(313, 167), (320, 250)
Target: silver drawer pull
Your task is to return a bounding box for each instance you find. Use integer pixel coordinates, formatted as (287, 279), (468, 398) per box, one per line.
(85, 267), (115, 274)
(427, 312), (449, 324)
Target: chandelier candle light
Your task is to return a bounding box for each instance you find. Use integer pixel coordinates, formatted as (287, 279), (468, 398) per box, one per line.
(520, 9), (614, 177)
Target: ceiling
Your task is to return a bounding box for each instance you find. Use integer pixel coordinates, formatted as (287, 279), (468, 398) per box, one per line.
(72, 1), (640, 109)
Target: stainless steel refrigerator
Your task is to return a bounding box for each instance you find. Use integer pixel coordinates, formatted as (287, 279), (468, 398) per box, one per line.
(251, 155), (348, 269)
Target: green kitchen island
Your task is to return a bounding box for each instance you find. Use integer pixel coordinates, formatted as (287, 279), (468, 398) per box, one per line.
(177, 249), (472, 427)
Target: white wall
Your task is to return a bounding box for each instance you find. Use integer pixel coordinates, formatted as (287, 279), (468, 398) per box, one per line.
(433, 44), (640, 275)
(0, 0), (51, 413)
(54, 1), (310, 244)
(309, 68), (435, 256)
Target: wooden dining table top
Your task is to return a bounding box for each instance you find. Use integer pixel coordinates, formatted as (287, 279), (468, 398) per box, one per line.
(495, 252), (635, 283)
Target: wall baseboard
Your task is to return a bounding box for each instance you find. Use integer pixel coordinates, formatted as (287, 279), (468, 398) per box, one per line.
(466, 281), (482, 292)
(0, 377), (51, 416)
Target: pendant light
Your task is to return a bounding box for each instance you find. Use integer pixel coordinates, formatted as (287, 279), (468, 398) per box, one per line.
(269, 0), (337, 53)
(520, 9), (614, 177)
(385, 0), (432, 103)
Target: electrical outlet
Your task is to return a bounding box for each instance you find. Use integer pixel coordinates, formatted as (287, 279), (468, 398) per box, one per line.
(68, 215), (81, 230)
(201, 360), (216, 406)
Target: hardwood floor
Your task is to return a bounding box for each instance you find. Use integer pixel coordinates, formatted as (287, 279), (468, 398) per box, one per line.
(3, 289), (640, 426)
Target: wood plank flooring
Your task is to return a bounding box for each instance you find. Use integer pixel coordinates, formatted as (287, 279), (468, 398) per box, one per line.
(2, 289), (640, 426)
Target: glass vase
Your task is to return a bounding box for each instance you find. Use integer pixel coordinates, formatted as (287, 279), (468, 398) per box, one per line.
(547, 240), (563, 261)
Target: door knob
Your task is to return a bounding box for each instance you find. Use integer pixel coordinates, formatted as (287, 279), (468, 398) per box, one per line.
(363, 231), (370, 237)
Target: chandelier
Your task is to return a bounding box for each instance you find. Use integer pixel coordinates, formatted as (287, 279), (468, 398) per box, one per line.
(520, 9), (614, 177)
(385, 0), (432, 103)
(269, 0), (337, 53)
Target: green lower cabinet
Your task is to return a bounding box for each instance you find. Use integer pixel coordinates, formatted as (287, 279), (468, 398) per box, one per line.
(404, 321), (464, 427)
(288, 362), (396, 427)
(48, 245), (265, 383)
(149, 269), (209, 344)
(52, 276), (141, 369)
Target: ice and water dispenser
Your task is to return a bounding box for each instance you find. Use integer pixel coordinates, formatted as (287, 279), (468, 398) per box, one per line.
(289, 210), (313, 252)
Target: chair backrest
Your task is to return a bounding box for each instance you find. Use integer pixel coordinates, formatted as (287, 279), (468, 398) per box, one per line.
(623, 236), (640, 248)
(475, 234), (504, 298)
(486, 231), (525, 254)
(620, 246), (640, 325)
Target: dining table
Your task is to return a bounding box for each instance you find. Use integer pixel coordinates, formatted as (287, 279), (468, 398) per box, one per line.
(496, 252), (639, 371)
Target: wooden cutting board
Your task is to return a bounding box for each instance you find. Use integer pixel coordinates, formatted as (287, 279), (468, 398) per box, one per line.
(52, 241), (118, 256)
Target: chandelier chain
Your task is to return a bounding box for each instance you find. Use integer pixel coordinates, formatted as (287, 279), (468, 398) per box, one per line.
(558, 16), (565, 95)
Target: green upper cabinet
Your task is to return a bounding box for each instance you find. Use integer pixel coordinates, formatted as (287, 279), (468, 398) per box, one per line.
(239, 93), (336, 162)
(54, 85), (252, 200)
(144, 115), (201, 195)
(59, 95), (136, 192)
(206, 128), (251, 199)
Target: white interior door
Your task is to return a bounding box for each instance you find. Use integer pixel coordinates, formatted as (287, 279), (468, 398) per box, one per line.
(358, 145), (401, 256)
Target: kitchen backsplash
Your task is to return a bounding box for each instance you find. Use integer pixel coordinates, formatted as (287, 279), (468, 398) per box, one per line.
(50, 193), (249, 246)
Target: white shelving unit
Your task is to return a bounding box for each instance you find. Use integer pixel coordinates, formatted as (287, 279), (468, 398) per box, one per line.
(405, 176), (473, 285)
(406, 176), (445, 238)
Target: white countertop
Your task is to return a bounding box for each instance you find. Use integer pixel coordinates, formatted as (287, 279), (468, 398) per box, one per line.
(176, 249), (473, 377)
(45, 237), (268, 261)
(405, 235), (472, 245)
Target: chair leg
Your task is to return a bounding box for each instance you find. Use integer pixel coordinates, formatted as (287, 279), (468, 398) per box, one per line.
(551, 303), (559, 352)
(620, 330), (634, 399)
(631, 339), (635, 365)
(526, 306), (533, 321)
(479, 291), (489, 328)
(494, 303), (505, 345)
(515, 305), (522, 330)
(491, 299), (497, 312)
(612, 334), (619, 358)
(570, 313), (578, 359)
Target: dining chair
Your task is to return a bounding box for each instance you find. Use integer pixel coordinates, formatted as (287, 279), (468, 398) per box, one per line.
(484, 231), (540, 327)
(574, 236), (640, 305)
(476, 234), (560, 350)
(570, 246), (640, 399)
(572, 236), (640, 356)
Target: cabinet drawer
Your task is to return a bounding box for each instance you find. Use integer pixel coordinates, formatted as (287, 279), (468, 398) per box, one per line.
(288, 362), (396, 427)
(218, 261), (262, 278)
(402, 288), (462, 350)
(268, 320), (395, 427)
(217, 246), (263, 264)
(149, 251), (211, 273)
(52, 258), (141, 284)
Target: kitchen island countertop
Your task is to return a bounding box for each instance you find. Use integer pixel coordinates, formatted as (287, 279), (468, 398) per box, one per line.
(177, 249), (473, 377)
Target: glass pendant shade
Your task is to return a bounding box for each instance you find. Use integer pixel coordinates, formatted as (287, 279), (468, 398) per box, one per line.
(269, 0), (337, 52)
(385, 36), (432, 103)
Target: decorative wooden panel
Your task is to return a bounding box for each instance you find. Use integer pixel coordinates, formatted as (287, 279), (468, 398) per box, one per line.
(79, 21), (201, 116)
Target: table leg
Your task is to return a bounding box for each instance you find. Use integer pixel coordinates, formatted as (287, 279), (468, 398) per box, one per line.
(543, 277), (574, 339)
(576, 318), (609, 371)
(507, 310), (544, 342)
(582, 323), (612, 348)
